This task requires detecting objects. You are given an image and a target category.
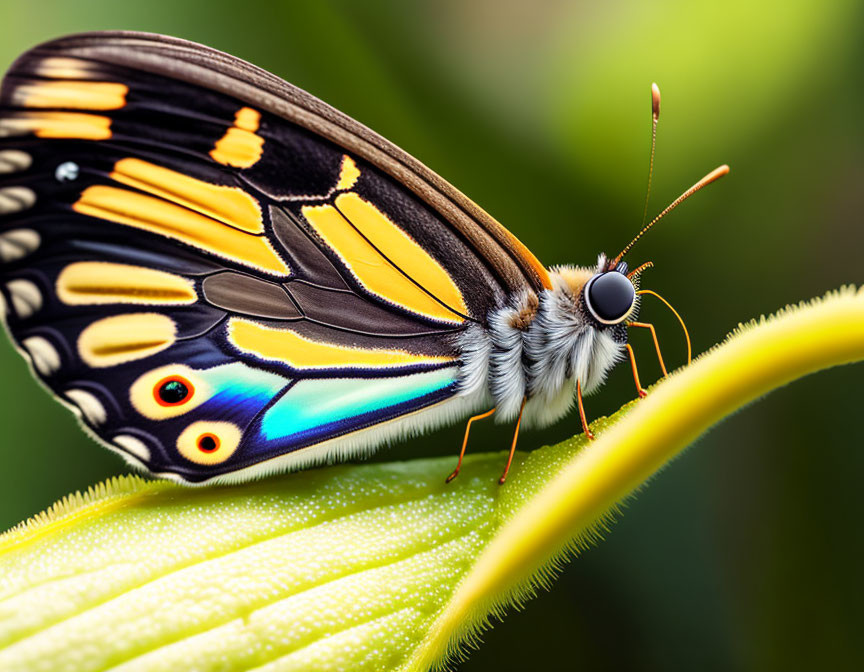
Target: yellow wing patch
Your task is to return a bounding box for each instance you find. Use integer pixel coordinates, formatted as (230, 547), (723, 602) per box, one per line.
(12, 80), (128, 110)
(335, 156), (361, 191)
(78, 314), (177, 368)
(210, 107), (265, 169)
(0, 112), (112, 140)
(57, 262), (197, 306)
(302, 192), (467, 324)
(110, 158), (264, 234)
(35, 57), (101, 80)
(234, 108), (260, 131)
(228, 318), (454, 370)
(74, 177), (290, 277)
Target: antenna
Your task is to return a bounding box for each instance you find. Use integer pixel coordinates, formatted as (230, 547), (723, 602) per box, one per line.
(640, 83), (661, 228)
(610, 164), (730, 270)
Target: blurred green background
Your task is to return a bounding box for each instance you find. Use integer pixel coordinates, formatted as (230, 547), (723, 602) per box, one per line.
(0, 1), (861, 669)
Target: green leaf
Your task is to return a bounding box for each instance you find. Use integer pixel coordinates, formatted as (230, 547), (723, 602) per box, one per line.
(1, 287), (862, 672)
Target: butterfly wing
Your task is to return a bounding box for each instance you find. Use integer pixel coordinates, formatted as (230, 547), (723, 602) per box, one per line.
(0, 32), (548, 483)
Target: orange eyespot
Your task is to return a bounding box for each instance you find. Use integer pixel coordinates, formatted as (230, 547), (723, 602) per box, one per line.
(197, 433), (220, 453)
(154, 375), (195, 407)
(177, 421), (241, 465)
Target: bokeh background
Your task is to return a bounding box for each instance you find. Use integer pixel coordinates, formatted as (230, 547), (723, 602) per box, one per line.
(0, 1), (861, 669)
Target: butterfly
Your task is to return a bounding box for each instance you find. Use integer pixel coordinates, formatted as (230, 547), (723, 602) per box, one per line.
(0, 32), (727, 485)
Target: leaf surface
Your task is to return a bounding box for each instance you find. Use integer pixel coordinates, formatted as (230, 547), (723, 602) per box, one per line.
(1, 287), (862, 672)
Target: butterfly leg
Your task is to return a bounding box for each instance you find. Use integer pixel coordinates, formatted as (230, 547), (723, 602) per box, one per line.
(498, 398), (526, 485)
(446, 407), (496, 483)
(625, 343), (649, 398)
(627, 321), (668, 377)
(576, 379), (595, 441)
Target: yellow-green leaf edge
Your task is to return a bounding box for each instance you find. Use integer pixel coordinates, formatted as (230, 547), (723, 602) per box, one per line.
(0, 286), (861, 672)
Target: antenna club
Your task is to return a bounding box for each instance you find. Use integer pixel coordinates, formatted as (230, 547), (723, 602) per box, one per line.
(611, 162), (731, 268)
(702, 164), (730, 186)
(651, 83), (661, 120)
(640, 82), (662, 230)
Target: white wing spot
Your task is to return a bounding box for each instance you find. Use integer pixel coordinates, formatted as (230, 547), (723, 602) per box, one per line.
(65, 388), (107, 425)
(113, 435), (151, 463)
(0, 187), (36, 214)
(22, 336), (61, 376)
(0, 229), (40, 262)
(55, 161), (79, 182)
(0, 150), (32, 174)
(6, 279), (42, 318)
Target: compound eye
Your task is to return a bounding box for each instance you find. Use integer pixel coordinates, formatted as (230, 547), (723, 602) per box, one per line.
(585, 272), (636, 324)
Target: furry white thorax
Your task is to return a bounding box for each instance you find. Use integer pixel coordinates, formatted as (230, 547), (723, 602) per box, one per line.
(457, 256), (626, 429)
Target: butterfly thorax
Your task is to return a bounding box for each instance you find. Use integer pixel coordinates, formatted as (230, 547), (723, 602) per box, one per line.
(457, 257), (630, 429)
